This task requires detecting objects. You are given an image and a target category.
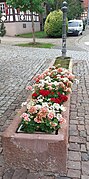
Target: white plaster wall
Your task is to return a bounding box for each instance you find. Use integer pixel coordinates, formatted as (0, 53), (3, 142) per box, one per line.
(5, 22), (40, 36)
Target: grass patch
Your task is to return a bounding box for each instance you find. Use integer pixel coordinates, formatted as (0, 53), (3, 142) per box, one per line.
(16, 31), (47, 38)
(15, 42), (55, 48)
(54, 56), (71, 69)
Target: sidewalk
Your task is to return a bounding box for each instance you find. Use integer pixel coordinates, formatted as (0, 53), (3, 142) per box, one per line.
(0, 34), (89, 178)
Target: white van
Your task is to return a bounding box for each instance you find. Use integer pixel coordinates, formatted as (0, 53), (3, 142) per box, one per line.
(67, 19), (83, 36)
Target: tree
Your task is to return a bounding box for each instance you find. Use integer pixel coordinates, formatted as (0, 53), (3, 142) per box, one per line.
(67, 0), (84, 20)
(6, 0), (54, 43)
(45, 0), (84, 20)
(0, 11), (6, 38)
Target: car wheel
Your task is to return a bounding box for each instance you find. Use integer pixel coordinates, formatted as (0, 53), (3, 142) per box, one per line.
(81, 31), (83, 35)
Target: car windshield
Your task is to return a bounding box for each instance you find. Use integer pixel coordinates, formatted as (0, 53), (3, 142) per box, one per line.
(68, 21), (79, 27)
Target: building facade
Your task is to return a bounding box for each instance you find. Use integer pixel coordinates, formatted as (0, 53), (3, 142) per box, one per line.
(81, 0), (88, 20)
(0, 1), (40, 36)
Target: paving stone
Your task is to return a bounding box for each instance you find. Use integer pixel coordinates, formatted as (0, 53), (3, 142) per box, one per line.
(69, 135), (86, 143)
(79, 131), (86, 137)
(67, 169), (80, 178)
(82, 161), (89, 175)
(69, 125), (77, 131)
(87, 136), (89, 142)
(70, 120), (78, 124)
(78, 125), (85, 131)
(81, 175), (89, 179)
(86, 142), (89, 150)
(81, 144), (86, 152)
(81, 152), (89, 161)
(67, 161), (81, 170)
(68, 143), (80, 151)
(69, 130), (78, 136)
(68, 151), (81, 161)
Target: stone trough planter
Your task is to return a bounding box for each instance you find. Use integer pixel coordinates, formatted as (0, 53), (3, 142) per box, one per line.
(2, 58), (73, 174)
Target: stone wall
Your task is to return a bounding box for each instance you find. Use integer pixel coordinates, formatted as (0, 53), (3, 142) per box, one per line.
(5, 21), (40, 36)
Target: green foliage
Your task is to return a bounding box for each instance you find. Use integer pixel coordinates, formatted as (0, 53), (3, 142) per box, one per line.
(16, 31), (47, 38)
(0, 22), (6, 37)
(44, 10), (68, 37)
(6, 0), (54, 13)
(0, 11), (6, 37)
(67, 0), (84, 20)
(45, 0), (84, 20)
(6, 0), (54, 43)
(15, 42), (55, 48)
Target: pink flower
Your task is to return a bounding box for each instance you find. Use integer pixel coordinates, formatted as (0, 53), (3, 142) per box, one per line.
(34, 117), (42, 123)
(68, 74), (75, 80)
(26, 85), (32, 91)
(65, 88), (72, 93)
(28, 106), (37, 114)
(40, 107), (48, 113)
(59, 82), (65, 89)
(48, 86), (52, 90)
(21, 113), (30, 121)
(48, 112), (54, 119)
(67, 81), (72, 87)
(50, 122), (57, 127)
(57, 68), (63, 73)
(60, 117), (66, 124)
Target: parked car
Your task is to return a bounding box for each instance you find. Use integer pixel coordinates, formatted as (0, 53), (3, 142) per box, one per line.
(67, 19), (83, 36)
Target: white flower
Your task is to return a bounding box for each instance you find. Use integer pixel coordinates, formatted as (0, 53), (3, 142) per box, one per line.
(39, 80), (45, 86)
(42, 102), (49, 108)
(37, 95), (44, 102)
(62, 77), (69, 82)
(38, 99), (43, 103)
(59, 105), (66, 111)
(56, 113), (61, 121)
(52, 81), (59, 86)
(45, 76), (51, 82)
(27, 101), (34, 109)
(53, 104), (66, 112)
(53, 103), (60, 110)
(36, 104), (42, 109)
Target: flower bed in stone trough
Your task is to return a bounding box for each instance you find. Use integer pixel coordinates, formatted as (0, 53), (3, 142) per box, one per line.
(18, 62), (74, 134)
(2, 58), (75, 174)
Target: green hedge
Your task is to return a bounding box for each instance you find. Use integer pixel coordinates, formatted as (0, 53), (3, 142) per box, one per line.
(44, 10), (68, 38)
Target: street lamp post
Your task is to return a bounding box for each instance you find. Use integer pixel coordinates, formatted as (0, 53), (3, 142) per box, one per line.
(61, 1), (67, 57)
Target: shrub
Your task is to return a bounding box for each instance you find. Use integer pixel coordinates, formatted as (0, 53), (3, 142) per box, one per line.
(0, 22), (6, 37)
(44, 10), (68, 38)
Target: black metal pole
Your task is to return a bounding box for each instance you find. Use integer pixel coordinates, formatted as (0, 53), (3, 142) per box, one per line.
(61, 1), (67, 57)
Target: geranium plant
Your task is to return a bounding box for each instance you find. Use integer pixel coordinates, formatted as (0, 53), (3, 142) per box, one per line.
(19, 64), (75, 134)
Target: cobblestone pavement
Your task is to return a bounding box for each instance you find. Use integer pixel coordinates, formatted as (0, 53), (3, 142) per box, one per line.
(0, 38), (89, 178)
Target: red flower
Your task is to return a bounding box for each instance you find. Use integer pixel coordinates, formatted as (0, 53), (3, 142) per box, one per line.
(58, 92), (68, 102)
(51, 98), (61, 104)
(51, 91), (54, 95)
(51, 92), (68, 104)
(39, 90), (50, 97)
(32, 92), (38, 98)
